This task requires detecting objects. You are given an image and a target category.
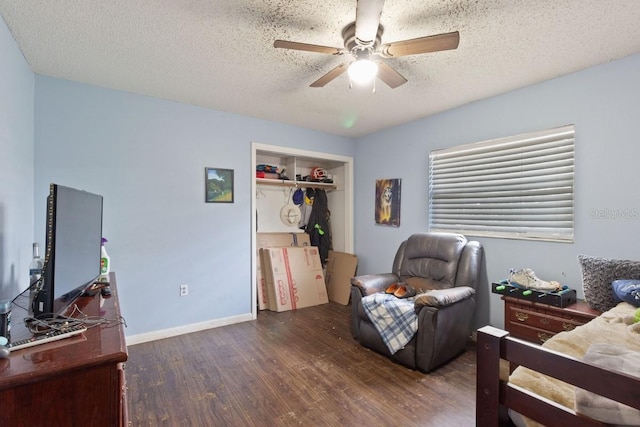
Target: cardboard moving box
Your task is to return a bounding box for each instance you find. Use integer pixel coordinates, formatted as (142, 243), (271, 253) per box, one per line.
(256, 232), (310, 249)
(325, 251), (358, 305)
(260, 246), (328, 312)
(256, 232), (310, 310)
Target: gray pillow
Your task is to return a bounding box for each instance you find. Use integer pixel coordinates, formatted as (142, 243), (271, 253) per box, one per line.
(578, 255), (640, 312)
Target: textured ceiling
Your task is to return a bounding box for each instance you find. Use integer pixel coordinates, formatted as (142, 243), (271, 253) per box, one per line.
(2, 1), (640, 137)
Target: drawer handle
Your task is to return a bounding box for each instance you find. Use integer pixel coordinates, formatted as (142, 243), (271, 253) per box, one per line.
(537, 332), (553, 343)
(515, 312), (528, 322)
(539, 318), (550, 325)
(562, 322), (575, 331)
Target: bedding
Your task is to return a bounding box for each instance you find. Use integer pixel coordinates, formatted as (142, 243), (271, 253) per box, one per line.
(508, 302), (640, 427)
(575, 344), (640, 425)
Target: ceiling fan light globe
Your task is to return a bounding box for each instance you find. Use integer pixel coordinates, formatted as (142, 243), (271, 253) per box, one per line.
(348, 59), (378, 85)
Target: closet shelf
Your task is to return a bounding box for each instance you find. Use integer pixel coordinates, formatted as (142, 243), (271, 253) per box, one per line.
(256, 178), (336, 191)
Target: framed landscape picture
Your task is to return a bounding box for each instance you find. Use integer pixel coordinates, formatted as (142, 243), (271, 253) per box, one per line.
(375, 178), (401, 226)
(205, 167), (234, 203)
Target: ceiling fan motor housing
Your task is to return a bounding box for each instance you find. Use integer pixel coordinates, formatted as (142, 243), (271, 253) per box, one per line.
(342, 22), (383, 52)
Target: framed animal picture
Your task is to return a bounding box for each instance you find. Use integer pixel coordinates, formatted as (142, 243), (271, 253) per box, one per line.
(375, 178), (401, 226)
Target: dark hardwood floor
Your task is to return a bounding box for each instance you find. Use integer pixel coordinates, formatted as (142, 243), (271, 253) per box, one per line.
(126, 302), (477, 426)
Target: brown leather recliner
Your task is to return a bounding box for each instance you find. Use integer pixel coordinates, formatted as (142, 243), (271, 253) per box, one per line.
(350, 232), (484, 372)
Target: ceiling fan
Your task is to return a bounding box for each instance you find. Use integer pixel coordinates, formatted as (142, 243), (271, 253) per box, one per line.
(274, 0), (459, 89)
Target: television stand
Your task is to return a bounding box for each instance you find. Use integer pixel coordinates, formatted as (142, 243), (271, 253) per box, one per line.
(0, 272), (128, 426)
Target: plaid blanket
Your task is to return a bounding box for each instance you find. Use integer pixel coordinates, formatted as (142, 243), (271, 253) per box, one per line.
(361, 293), (418, 354)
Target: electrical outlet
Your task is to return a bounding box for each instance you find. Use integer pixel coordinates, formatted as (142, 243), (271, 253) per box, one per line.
(180, 284), (188, 296)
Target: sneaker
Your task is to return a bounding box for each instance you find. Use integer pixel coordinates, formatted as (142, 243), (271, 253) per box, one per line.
(508, 268), (562, 291)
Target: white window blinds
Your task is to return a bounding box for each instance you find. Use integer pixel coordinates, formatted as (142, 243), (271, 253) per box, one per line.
(429, 125), (575, 242)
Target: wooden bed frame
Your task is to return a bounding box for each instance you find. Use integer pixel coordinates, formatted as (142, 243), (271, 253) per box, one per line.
(476, 325), (640, 426)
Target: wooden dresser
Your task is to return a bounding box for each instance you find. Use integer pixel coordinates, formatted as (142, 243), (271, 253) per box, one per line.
(0, 272), (128, 426)
(503, 295), (601, 345)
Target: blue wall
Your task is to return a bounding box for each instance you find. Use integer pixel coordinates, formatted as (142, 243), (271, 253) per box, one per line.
(5, 11), (640, 335)
(354, 53), (640, 328)
(0, 16), (34, 302)
(33, 76), (355, 336)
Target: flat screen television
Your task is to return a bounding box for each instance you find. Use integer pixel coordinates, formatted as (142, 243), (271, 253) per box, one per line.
(33, 184), (104, 318)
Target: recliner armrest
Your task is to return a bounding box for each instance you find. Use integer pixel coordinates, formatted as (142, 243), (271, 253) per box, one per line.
(350, 273), (399, 296)
(414, 286), (475, 308)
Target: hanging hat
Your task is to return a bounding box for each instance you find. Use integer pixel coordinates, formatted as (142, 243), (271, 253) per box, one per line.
(280, 204), (301, 227)
(292, 188), (304, 205)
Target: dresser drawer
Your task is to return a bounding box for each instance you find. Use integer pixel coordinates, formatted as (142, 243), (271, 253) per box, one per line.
(507, 322), (556, 344)
(506, 305), (582, 334)
(502, 295), (600, 345)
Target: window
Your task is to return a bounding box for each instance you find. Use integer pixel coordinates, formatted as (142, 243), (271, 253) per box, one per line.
(428, 125), (575, 242)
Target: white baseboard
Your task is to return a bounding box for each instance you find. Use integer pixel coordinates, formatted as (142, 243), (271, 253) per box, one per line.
(126, 312), (255, 346)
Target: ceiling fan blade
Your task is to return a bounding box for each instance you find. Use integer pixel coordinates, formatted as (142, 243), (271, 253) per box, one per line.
(376, 61), (407, 89)
(310, 63), (348, 87)
(274, 40), (345, 55)
(380, 31), (460, 58)
(355, 0), (385, 46)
